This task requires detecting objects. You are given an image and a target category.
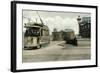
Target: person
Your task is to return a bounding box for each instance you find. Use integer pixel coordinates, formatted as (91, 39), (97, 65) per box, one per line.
(73, 37), (78, 46)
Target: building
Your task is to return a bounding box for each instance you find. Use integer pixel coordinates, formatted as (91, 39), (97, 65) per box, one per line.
(52, 29), (75, 41)
(77, 16), (91, 38)
(52, 31), (64, 41)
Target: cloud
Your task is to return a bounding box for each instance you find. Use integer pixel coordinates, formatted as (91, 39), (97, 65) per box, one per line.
(23, 15), (79, 35)
(23, 10), (91, 35)
(43, 16), (79, 35)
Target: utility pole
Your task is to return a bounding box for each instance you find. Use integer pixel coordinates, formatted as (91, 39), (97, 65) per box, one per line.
(36, 11), (44, 25)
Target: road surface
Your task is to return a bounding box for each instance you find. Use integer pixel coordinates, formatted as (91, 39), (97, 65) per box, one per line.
(22, 38), (91, 63)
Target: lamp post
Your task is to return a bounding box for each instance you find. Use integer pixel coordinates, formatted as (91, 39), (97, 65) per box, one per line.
(77, 15), (81, 36)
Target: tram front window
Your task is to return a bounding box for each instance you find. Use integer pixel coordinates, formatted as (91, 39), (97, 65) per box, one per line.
(25, 28), (40, 37)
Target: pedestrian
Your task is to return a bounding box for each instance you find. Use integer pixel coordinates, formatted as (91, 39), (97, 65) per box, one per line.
(73, 37), (78, 46)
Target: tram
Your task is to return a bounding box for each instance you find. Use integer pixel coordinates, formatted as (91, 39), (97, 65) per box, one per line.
(24, 22), (50, 49)
(63, 29), (78, 46)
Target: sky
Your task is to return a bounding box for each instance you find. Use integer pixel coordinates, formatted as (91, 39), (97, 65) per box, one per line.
(23, 10), (91, 35)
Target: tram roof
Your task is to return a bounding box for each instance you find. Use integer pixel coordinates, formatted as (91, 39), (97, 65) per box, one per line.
(24, 22), (49, 30)
(24, 25), (41, 28)
(24, 22), (43, 28)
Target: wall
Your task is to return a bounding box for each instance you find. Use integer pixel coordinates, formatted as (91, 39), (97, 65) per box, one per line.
(0, 0), (99, 73)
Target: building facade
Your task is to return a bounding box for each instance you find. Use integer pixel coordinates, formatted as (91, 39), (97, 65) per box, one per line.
(52, 29), (75, 41)
(77, 16), (91, 38)
(52, 31), (64, 41)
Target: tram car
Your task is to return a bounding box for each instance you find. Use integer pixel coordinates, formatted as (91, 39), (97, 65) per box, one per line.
(63, 29), (78, 46)
(24, 22), (50, 49)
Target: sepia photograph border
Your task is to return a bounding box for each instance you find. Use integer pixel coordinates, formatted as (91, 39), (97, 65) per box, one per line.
(11, 1), (98, 72)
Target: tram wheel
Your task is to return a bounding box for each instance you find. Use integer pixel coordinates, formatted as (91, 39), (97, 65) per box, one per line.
(37, 45), (41, 49)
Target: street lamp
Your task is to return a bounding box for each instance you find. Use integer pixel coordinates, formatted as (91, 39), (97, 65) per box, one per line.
(77, 15), (81, 36)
